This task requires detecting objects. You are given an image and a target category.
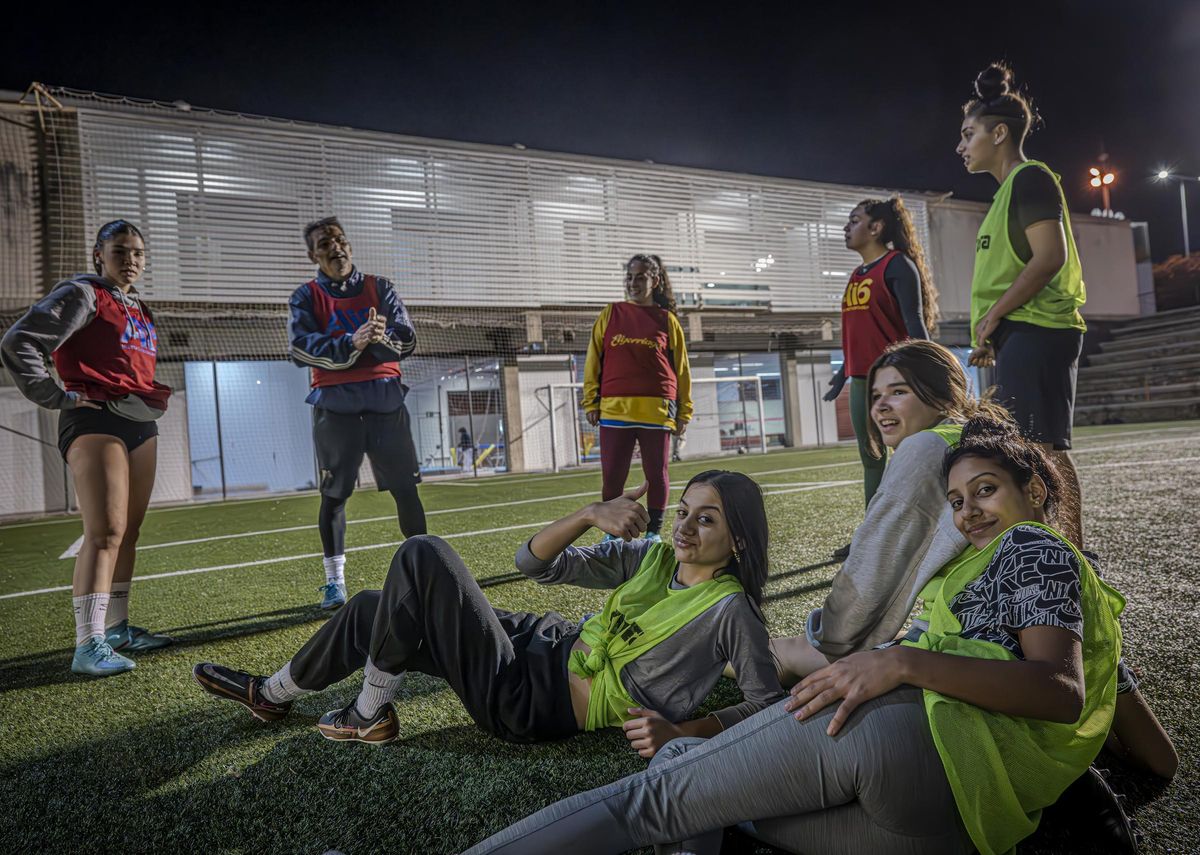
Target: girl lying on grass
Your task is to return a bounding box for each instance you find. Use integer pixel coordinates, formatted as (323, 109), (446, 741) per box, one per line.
(193, 471), (783, 752)
(771, 339), (1177, 782)
(463, 415), (1131, 855)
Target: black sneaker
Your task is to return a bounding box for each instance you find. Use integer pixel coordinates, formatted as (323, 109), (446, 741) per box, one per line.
(193, 662), (292, 722)
(1052, 765), (1139, 853)
(831, 543), (851, 562)
(316, 701), (399, 745)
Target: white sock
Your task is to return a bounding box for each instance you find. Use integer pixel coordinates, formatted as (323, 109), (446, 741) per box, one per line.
(106, 582), (131, 629)
(354, 657), (405, 718)
(73, 593), (110, 646)
(260, 660), (308, 704)
(323, 555), (346, 586)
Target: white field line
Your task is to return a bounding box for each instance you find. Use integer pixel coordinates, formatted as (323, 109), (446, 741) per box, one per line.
(10, 478), (867, 601)
(6, 425), (1198, 532)
(49, 438), (1196, 561)
(8, 453), (1190, 602)
(59, 535), (84, 560)
(3, 520), (555, 601)
(61, 490), (607, 558)
(763, 480), (860, 496)
(1069, 436), (1195, 456)
(55, 462), (863, 558)
(1079, 456), (1200, 470)
(1072, 425), (1200, 444)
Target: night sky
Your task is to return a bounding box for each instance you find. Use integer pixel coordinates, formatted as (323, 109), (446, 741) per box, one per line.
(4, 1), (1197, 259)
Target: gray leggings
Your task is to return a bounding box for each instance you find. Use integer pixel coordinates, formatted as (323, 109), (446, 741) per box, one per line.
(463, 686), (972, 855)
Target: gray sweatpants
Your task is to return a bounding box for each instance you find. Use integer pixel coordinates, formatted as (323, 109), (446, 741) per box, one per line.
(463, 686), (972, 855)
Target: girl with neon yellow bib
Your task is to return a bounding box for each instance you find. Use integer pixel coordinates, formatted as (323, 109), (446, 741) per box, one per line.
(194, 471), (782, 754)
(772, 341), (1175, 779)
(958, 62), (1086, 548)
(464, 418), (1128, 855)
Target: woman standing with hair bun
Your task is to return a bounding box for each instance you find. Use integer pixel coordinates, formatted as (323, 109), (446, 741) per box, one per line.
(583, 254), (692, 541)
(957, 61), (1087, 547)
(825, 196), (939, 559)
(1, 220), (173, 676)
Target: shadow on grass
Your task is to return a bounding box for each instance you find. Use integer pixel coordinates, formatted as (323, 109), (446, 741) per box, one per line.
(0, 605), (330, 693)
(762, 579), (834, 604)
(0, 703), (634, 853)
(0, 706), (319, 852)
(770, 559), (839, 582)
(478, 571), (528, 589)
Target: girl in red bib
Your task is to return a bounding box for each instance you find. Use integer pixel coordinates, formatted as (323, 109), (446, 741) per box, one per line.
(583, 255), (692, 541)
(2, 220), (173, 676)
(825, 197), (939, 558)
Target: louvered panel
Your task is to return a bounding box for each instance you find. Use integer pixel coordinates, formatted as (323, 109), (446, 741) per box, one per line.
(0, 110), (43, 306)
(71, 105), (930, 312)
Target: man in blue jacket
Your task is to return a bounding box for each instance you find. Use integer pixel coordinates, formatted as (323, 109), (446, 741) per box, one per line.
(289, 217), (425, 609)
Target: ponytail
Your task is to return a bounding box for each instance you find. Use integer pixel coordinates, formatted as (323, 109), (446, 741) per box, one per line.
(860, 197), (940, 336)
(627, 254), (678, 316)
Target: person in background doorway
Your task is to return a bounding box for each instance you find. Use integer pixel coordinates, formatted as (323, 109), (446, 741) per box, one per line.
(458, 426), (475, 473)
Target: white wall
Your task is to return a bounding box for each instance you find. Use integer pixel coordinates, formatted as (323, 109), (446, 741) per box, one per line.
(1073, 217), (1142, 318)
(150, 389), (193, 504)
(793, 356), (840, 447)
(0, 389), (50, 516)
(681, 361), (720, 458)
(516, 357), (575, 472)
(927, 198), (1142, 322)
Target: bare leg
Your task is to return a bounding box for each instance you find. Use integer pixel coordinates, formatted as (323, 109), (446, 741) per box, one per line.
(1043, 445), (1083, 549)
(112, 437), (157, 585)
(67, 435), (131, 597)
(724, 635), (834, 688)
(769, 635), (833, 688)
(1107, 688), (1179, 779)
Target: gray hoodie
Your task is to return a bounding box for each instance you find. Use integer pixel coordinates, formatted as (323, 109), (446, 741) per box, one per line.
(1, 275), (161, 420)
(806, 426), (967, 658)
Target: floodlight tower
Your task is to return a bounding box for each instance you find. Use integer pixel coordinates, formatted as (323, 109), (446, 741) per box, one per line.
(1088, 152), (1116, 213)
(1155, 169), (1196, 258)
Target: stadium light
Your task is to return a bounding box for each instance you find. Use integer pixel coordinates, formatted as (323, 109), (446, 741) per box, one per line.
(1088, 163), (1116, 211)
(1155, 168), (1195, 257)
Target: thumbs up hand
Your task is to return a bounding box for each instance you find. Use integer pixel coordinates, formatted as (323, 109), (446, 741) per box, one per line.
(590, 481), (651, 541)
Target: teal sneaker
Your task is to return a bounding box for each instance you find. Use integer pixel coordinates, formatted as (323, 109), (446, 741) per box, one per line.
(644, 532), (663, 543)
(600, 533), (620, 543)
(106, 620), (173, 652)
(319, 581), (347, 610)
(71, 636), (135, 677)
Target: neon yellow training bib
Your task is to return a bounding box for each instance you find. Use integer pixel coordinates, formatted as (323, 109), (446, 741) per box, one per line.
(904, 523), (1124, 855)
(568, 542), (743, 731)
(970, 161), (1086, 346)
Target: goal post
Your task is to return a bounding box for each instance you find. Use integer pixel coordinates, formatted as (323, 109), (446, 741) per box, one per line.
(544, 375), (767, 473)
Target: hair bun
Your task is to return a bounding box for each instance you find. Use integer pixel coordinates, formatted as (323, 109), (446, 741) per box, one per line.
(974, 63), (1013, 101)
(959, 413), (1019, 445)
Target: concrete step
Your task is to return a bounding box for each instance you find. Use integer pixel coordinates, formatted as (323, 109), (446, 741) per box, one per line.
(1077, 363), (1200, 395)
(1078, 351), (1200, 378)
(1075, 396), (1200, 426)
(1098, 326), (1200, 354)
(1108, 305), (1200, 337)
(1087, 338), (1200, 366)
(1076, 380), (1200, 407)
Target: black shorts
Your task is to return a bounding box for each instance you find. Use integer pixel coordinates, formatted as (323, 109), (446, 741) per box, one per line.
(58, 406), (159, 459)
(312, 405), (422, 499)
(992, 319), (1083, 450)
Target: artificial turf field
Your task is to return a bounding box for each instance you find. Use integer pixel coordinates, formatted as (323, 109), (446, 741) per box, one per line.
(1, 421), (1197, 854)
